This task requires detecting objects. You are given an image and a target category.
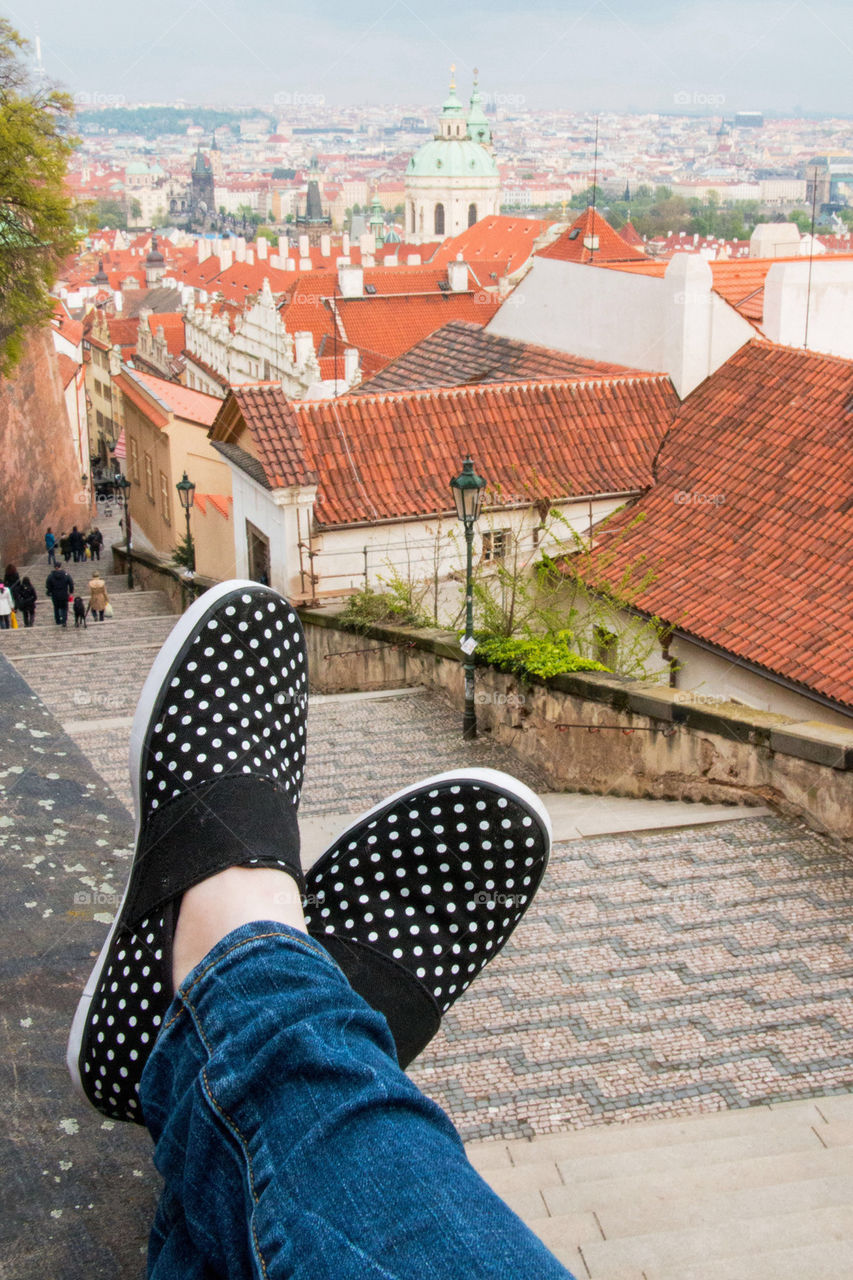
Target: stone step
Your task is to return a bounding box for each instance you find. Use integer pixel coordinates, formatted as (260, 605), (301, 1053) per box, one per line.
(0, 593), (175, 638)
(2, 613), (177, 660)
(578, 1202), (853, 1278)
(17, 566), (132, 595)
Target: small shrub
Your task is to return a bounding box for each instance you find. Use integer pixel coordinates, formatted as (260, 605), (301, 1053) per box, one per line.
(475, 630), (609, 680)
(340, 585), (431, 632)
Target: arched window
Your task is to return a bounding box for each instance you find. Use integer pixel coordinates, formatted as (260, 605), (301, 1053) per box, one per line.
(434, 203), (445, 235)
(468, 203), (477, 227)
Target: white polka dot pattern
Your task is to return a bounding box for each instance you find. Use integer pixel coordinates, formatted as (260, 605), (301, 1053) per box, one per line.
(304, 778), (549, 1018)
(76, 586), (309, 1122)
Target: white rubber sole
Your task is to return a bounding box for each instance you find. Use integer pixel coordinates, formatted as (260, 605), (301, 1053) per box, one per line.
(309, 766), (552, 869)
(65, 579), (270, 1100)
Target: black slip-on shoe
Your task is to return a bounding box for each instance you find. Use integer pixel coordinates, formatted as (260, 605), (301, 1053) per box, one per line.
(66, 581), (309, 1123)
(303, 769), (551, 1067)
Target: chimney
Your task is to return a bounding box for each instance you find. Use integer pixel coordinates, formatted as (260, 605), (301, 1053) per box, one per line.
(197, 238), (210, 263)
(359, 232), (374, 257)
(235, 237), (246, 263)
(219, 248), (233, 272)
(344, 346), (359, 384)
(320, 233), (331, 258)
(293, 331), (313, 368)
(299, 234), (310, 258)
(285, 257), (296, 271)
(338, 264), (364, 297)
(278, 235), (288, 256)
(246, 249), (255, 266)
(406, 253), (422, 265)
(256, 237), (268, 259)
(384, 253), (398, 267)
(342, 231), (350, 254)
(269, 254), (282, 270)
(447, 259), (468, 292)
(299, 257), (313, 271)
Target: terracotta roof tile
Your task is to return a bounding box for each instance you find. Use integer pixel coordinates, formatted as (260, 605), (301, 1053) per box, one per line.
(122, 369), (222, 426)
(353, 320), (651, 393)
(219, 375), (677, 528)
(537, 208), (646, 264)
(582, 340), (853, 709)
(334, 293), (500, 363)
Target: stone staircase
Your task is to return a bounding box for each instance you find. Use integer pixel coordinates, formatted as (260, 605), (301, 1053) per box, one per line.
(1, 560), (179, 806)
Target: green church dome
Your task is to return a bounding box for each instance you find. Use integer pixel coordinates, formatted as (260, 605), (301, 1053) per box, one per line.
(407, 138), (498, 180)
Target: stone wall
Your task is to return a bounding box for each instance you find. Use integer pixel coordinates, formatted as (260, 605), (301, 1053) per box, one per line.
(300, 608), (853, 842)
(111, 543), (215, 615)
(0, 329), (90, 564)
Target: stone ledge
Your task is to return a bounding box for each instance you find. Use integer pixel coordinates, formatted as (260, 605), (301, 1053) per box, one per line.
(297, 607), (853, 776)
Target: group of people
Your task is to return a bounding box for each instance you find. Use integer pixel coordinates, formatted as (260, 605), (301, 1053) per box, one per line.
(0, 564), (38, 628)
(44, 564), (111, 628)
(44, 525), (103, 566)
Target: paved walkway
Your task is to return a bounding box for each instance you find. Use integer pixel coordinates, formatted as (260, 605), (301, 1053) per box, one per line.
(2, 574), (852, 1279)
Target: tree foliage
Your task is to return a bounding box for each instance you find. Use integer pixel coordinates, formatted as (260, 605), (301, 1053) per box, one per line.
(0, 20), (77, 373)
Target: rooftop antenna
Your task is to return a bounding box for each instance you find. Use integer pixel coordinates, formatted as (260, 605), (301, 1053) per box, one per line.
(590, 115), (599, 262)
(804, 165), (818, 350)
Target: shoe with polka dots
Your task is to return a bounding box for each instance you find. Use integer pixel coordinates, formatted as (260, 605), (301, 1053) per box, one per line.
(66, 580), (309, 1123)
(303, 768), (551, 1067)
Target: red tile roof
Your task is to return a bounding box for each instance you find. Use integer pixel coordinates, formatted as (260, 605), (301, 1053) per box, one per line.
(107, 317), (140, 351)
(146, 312), (185, 356)
(333, 293), (500, 363)
(537, 208), (646, 264)
(117, 369), (222, 427)
(353, 320), (649, 393)
(580, 340), (853, 710)
(219, 374), (677, 527)
(427, 216), (554, 277)
(56, 353), (79, 389)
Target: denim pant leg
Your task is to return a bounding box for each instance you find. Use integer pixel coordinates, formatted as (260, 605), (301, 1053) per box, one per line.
(140, 923), (575, 1280)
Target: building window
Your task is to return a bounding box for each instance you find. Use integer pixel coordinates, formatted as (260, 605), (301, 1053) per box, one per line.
(434, 203), (445, 235)
(160, 471), (171, 525)
(129, 437), (139, 483)
(96, 410), (104, 429)
(144, 454), (154, 500)
(482, 529), (511, 562)
(468, 203), (477, 227)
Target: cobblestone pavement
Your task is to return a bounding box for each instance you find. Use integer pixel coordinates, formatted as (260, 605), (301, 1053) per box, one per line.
(408, 814), (853, 1141)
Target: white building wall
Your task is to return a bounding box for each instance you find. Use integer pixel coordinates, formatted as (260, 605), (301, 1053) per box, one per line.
(487, 253), (754, 398)
(763, 259), (853, 358)
(228, 468), (291, 591)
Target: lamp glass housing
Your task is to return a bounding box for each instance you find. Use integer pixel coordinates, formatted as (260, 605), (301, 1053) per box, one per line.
(450, 458), (486, 525)
(176, 471), (196, 511)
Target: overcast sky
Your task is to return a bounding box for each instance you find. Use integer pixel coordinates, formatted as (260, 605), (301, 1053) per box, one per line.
(10, 0), (853, 115)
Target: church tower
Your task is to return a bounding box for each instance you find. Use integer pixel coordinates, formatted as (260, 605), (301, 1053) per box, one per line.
(404, 68), (500, 244)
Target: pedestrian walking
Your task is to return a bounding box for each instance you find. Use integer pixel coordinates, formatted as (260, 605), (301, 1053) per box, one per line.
(87, 527), (103, 561)
(88, 572), (109, 622)
(0, 582), (11, 629)
(3, 563), (21, 625)
(59, 532), (71, 562)
(68, 526), (86, 563)
(45, 566), (73, 627)
(17, 577), (37, 627)
(45, 527), (57, 567)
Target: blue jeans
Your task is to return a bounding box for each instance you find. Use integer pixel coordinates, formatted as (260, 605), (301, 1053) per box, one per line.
(141, 923), (574, 1280)
(52, 600), (68, 625)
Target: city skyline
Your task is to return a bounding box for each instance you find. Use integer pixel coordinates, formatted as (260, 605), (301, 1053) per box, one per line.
(13, 0), (853, 116)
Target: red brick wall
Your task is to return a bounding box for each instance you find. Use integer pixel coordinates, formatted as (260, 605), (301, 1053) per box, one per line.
(0, 329), (89, 565)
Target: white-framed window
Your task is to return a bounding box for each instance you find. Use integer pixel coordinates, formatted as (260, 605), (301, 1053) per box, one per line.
(144, 454), (154, 500)
(482, 529), (511, 563)
(160, 471), (171, 525)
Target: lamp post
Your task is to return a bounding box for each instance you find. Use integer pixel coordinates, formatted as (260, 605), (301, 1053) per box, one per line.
(450, 457), (486, 740)
(114, 473), (133, 589)
(175, 471), (196, 609)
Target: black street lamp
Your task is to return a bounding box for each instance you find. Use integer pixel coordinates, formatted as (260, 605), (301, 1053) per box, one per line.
(175, 471), (196, 570)
(450, 457), (486, 740)
(176, 471), (196, 609)
(114, 473), (134, 589)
